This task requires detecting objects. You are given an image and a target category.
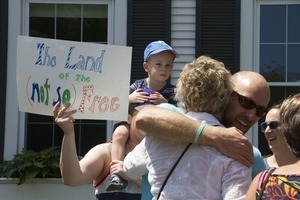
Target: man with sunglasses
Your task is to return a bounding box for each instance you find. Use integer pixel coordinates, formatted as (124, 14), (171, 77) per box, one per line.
(135, 71), (270, 177)
(133, 71), (270, 200)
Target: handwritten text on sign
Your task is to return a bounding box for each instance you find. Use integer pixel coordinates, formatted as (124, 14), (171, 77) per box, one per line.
(16, 36), (132, 121)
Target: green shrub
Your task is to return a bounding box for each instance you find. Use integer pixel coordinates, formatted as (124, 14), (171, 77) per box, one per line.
(0, 147), (61, 185)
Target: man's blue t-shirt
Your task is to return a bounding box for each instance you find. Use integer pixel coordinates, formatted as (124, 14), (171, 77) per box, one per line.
(252, 145), (267, 178)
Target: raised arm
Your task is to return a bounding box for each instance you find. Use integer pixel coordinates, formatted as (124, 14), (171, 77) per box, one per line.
(135, 105), (254, 167)
(53, 102), (109, 186)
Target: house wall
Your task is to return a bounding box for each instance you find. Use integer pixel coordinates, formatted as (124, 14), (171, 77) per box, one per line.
(5, 0), (22, 161)
(4, 0), (260, 160)
(0, 179), (95, 200)
(240, 0), (259, 146)
(171, 0), (196, 84)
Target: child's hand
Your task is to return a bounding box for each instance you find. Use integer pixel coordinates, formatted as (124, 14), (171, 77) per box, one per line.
(149, 92), (167, 105)
(129, 88), (151, 103)
(53, 102), (77, 134)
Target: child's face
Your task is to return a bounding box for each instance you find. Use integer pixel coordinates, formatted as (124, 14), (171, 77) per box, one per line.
(143, 51), (174, 82)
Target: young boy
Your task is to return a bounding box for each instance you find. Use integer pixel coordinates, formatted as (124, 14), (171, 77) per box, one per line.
(106, 41), (178, 191)
(129, 40), (178, 106)
(111, 56), (252, 199)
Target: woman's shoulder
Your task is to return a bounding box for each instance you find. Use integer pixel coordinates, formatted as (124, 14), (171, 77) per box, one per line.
(273, 163), (300, 175)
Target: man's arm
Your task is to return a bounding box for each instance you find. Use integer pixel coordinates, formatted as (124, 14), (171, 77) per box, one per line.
(135, 106), (254, 167)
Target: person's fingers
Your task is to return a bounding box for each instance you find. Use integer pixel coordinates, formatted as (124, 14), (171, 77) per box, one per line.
(236, 155), (252, 168)
(110, 161), (122, 174)
(60, 110), (77, 120)
(53, 102), (61, 117)
(54, 103), (76, 125)
(239, 148), (254, 167)
(57, 103), (71, 117)
(242, 139), (254, 165)
(217, 128), (254, 168)
(231, 142), (254, 167)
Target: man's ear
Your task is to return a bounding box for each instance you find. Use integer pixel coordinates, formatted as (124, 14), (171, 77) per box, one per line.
(143, 62), (149, 72)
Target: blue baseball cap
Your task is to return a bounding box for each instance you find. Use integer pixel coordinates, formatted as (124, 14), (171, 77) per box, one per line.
(143, 40), (179, 61)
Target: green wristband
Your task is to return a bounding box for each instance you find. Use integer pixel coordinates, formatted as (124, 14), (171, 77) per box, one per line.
(193, 124), (206, 144)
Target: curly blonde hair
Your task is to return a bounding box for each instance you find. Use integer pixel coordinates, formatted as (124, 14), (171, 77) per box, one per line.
(175, 55), (233, 118)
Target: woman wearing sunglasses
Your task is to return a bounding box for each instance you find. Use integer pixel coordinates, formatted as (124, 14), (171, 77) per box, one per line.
(260, 103), (297, 169)
(245, 94), (300, 199)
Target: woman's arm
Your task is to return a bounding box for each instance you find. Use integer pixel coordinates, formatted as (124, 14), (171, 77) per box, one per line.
(244, 173), (261, 200)
(54, 102), (109, 186)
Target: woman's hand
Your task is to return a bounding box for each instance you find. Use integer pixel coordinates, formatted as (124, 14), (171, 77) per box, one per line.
(53, 102), (77, 134)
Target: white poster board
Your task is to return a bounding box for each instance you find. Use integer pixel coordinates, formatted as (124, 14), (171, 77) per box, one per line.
(16, 36), (132, 121)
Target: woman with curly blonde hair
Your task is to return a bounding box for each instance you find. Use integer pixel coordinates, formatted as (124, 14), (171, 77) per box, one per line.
(111, 55), (251, 200)
(176, 55), (232, 119)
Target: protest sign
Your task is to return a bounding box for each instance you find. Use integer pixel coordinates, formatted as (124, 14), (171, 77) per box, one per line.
(16, 36), (132, 121)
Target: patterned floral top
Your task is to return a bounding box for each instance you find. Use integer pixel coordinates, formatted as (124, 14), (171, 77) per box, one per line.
(256, 168), (300, 199)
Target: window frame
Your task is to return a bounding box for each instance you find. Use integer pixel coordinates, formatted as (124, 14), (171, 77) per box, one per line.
(255, 0), (300, 87)
(240, 0), (300, 147)
(254, 0), (300, 155)
(12, 0), (126, 155)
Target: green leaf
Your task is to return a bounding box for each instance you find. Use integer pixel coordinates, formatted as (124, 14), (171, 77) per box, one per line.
(0, 147), (61, 184)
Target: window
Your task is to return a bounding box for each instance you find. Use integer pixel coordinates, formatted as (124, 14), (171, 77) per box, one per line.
(260, 4), (300, 82)
(258, 2), (300, 156)
(27, 3), (109, 156)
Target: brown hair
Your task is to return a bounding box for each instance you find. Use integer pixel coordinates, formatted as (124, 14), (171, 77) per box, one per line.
(280, 93), (300, 157)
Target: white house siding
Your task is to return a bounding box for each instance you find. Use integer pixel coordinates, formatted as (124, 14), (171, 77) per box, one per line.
(5, 0), (22, 160)
(240, 0), (259, 145)
(169, 0), (258, 145)
(170, 0), (196, 85)
(4, 0), (262, 160)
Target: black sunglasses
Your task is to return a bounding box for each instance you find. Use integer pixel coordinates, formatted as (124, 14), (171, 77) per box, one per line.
(260, 120), (281, 132)
(232, 91), (266, 117)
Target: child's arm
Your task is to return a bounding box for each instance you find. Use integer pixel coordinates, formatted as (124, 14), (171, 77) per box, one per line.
(111, 124), (130, 161)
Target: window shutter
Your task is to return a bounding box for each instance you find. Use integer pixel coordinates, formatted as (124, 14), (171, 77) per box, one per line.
(0, 0), (8, 162)
(196, 0), (241, 73)
(127, 0), (172, 83)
